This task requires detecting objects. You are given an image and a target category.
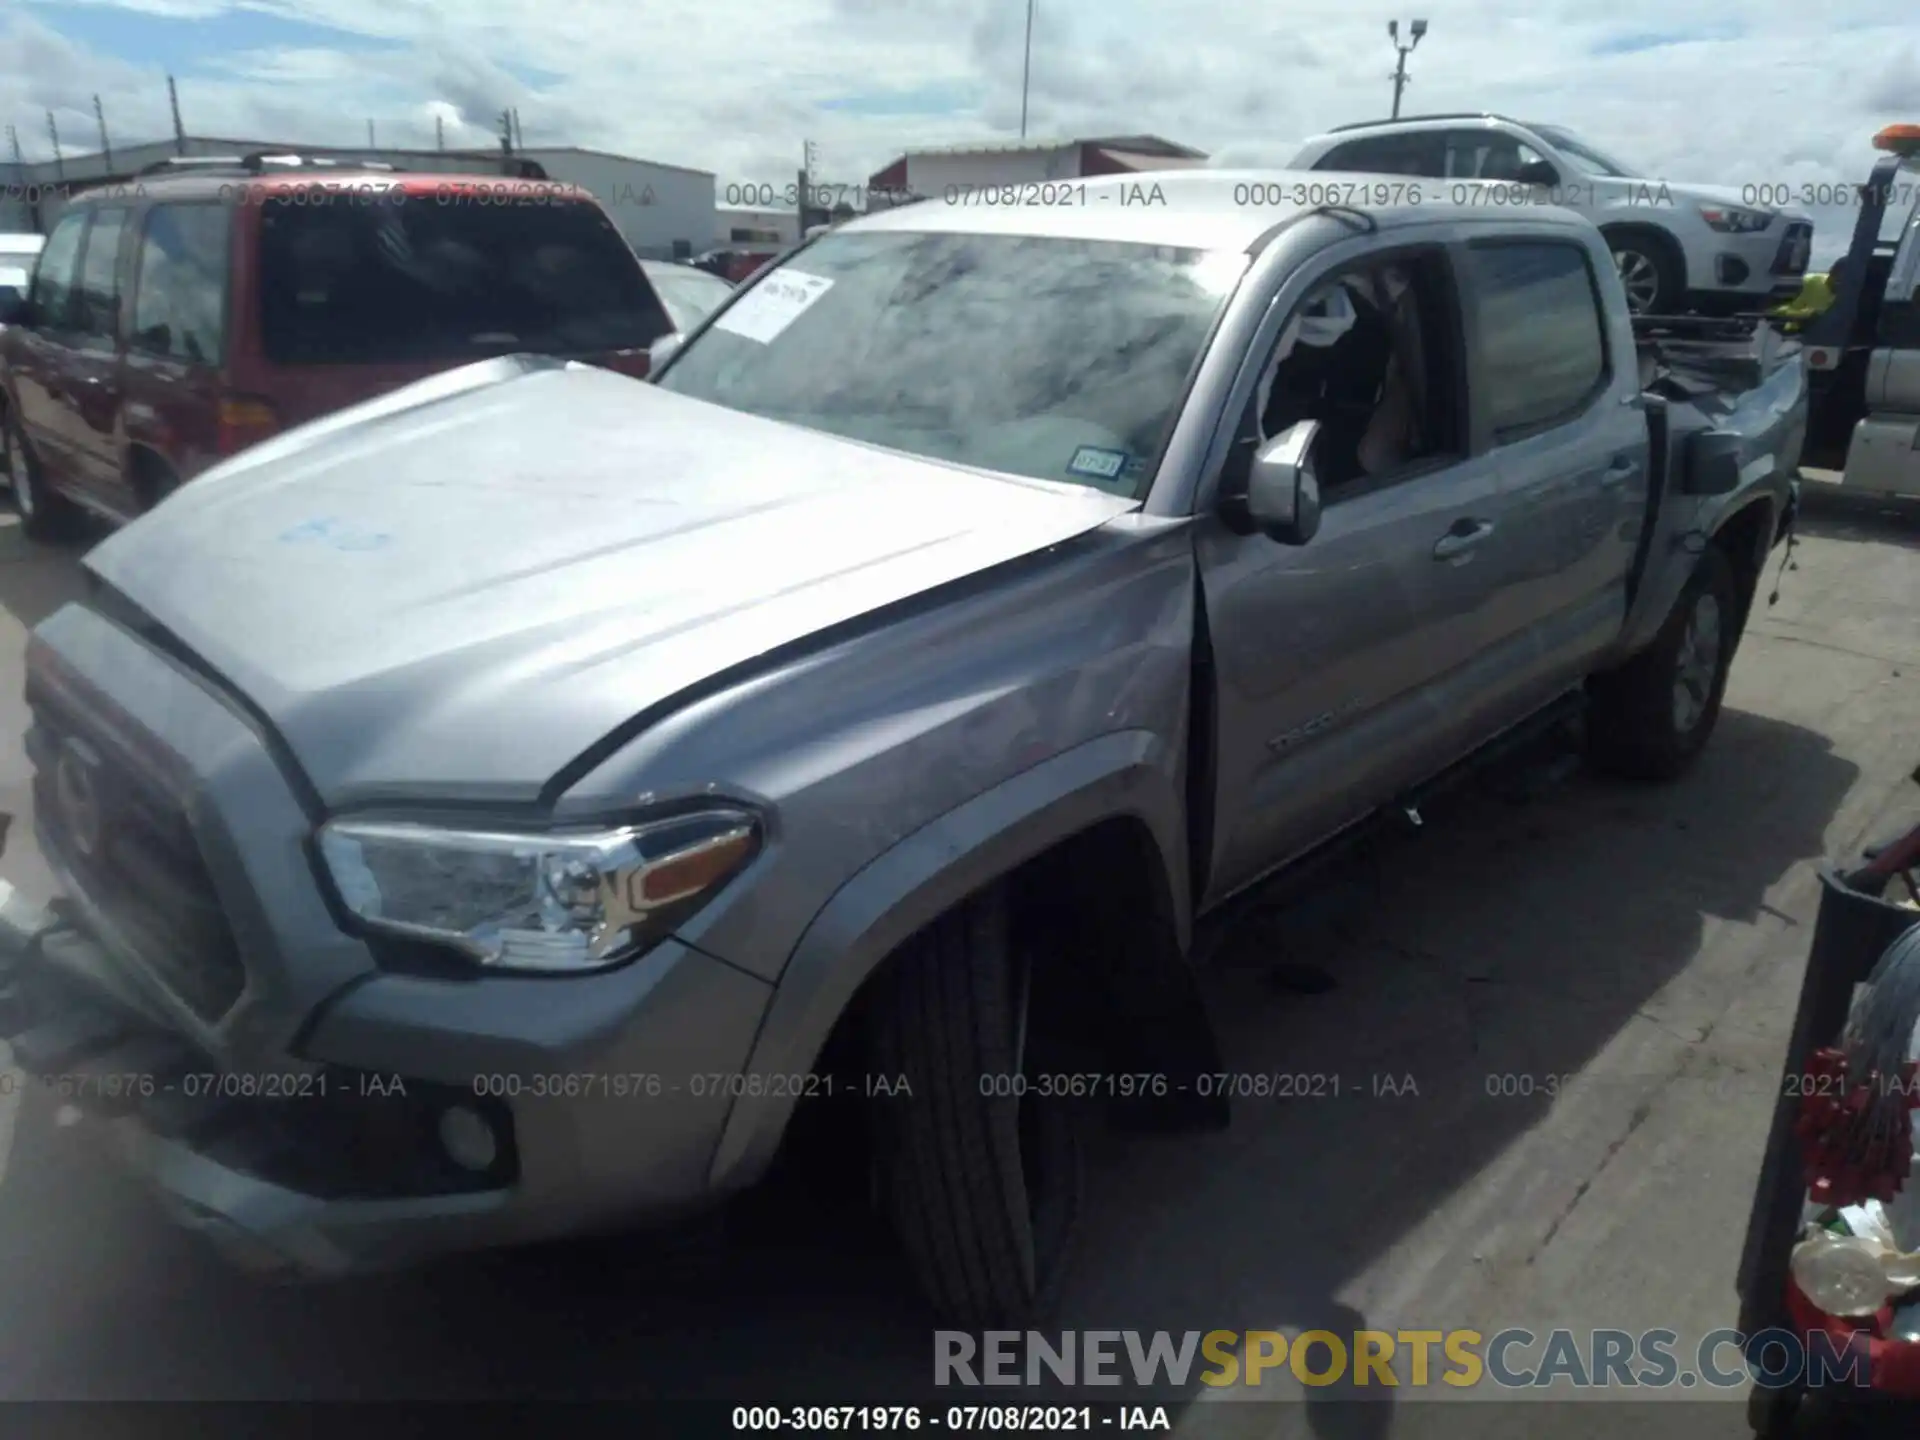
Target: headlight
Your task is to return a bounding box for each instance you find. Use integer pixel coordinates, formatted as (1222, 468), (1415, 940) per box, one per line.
(1699, 205), (1772, 234)
(317, 808), (760, 973)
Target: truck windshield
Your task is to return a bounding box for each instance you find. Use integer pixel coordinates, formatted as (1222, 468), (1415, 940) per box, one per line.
(257, 193), (672, 365)
(1531, 125), (1637, 178)
(657, 229), (1248, 497)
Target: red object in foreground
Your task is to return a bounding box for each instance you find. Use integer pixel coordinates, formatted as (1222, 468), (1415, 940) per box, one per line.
(1795, 1047), (1920, 1206)
(1786, 1277), (1920, 1396)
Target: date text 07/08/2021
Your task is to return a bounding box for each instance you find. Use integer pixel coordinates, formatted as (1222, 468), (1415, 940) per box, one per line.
(730, 1404), (1172, 1432)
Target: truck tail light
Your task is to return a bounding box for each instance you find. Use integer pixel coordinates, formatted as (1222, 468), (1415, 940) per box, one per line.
(216, 395), (280, 456)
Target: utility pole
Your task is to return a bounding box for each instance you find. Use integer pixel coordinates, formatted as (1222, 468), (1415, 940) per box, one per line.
(367, 118), (376, 149)
(93, 95), (112, 172)
(512, 108), (522, 148)
(799, 139), (818, 237)
(435, 114), (445, 151)
(1387, 18), (1428, 119)
(46, 112), (63, 183)
(1019, 0), (1036, 139)
(167, 74), (186, 153)
(6, 125), (21, 172)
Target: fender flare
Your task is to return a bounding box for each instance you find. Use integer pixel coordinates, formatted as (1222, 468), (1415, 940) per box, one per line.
(705, 729), (1189, 1192)
(1617, 489), (1779, 658)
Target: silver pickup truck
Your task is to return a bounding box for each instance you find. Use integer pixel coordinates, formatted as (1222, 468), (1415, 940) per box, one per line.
(0, 172), (1804, 1327)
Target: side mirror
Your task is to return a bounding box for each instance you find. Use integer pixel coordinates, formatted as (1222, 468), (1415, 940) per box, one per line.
(1681, 429), (1743, 496)
(1516, 159), (1560, 187)
(0, 291), (29, 327)
(648, 331), (683, 374)
(1246, 421), (1323, 545)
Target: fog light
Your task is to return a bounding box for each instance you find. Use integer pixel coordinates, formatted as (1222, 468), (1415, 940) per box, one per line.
(438, 1105), (499, 1173)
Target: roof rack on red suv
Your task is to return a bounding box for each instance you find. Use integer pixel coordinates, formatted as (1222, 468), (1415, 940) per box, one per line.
(132, 152), (548, 180)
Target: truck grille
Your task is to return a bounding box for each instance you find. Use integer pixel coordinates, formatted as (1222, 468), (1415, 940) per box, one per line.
(26, 693), (247, 1020)
(1772, 223), (1812, 276)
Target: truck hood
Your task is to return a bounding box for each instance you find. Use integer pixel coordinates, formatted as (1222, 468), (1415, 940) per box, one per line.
(83, 357), (1135, 807)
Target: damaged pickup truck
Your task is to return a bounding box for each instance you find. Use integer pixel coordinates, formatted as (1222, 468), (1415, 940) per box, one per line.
(0, 172), (1805, 1326)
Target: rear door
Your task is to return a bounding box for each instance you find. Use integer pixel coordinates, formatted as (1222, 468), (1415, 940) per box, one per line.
(1451, 231), (1649, 721)
(65, 206), (136, 510)
(7, 210), (88, 482)
(122, 201), (233, 485)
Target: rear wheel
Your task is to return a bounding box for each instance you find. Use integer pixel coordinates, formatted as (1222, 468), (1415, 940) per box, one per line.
(1588, 545), (1740, 780)
(3, 413), (84, 542)
(868, 885), (1082, 1326)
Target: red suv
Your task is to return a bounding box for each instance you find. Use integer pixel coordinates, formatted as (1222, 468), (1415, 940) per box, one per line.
(0, 155), (673, 540)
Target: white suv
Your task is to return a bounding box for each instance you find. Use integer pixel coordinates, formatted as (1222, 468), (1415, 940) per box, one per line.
(1289, 114), (1815, 315)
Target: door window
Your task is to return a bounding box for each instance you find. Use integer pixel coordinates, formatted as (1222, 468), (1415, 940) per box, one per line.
(1463, 241), (1609, 438)
(1317, 133), (1445, 177)
(26, 212), (87, 329)
(73, 208), (131, 348)
(1243, 248), (1464, 494)
(1445, 132), (1552, 182)
(131, 204), (231, 365)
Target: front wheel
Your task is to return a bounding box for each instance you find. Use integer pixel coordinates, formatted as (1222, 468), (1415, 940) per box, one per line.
(868, 885), (1082, 1327)
(3, 413), (85, 542)
(1605, 229), (1684, 315)
(1588, 545), (1741, 781)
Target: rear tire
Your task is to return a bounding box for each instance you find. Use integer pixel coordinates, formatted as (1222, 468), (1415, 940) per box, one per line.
(3, 413), (84, 542)
(1588, 545), (1740, 781)
(1604, 227), (1684, 315)
(868, 885), (1082, 1327)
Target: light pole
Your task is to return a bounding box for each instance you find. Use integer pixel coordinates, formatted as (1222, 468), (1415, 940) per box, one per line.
(1387, 18), (1427, 119)
(1019, 0), (1035, 139)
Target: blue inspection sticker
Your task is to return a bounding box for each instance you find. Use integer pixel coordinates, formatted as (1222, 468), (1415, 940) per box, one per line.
(1067, 446), (1129, 481)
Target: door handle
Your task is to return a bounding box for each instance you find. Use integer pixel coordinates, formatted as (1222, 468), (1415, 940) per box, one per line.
(1433, 518), (1495, 560)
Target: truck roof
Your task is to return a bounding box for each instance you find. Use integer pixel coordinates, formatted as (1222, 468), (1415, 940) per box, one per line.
(849, 168), (1598, 250)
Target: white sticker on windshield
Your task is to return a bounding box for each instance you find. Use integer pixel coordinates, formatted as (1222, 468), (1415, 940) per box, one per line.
(714, 269), (834, 344)
(1068, 446), (1128, 481)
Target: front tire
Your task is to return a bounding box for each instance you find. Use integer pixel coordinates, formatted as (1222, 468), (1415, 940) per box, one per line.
(868, 885), (1082, 1327)
(1604, 227), (1684, 315)
(1588, 545), (1741, 781)
(4, 413), (85, 542)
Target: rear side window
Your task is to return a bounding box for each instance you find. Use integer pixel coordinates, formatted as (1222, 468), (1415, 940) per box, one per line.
(74, 208), (130, 342)
(1445, 132), (1551, 181)
(1318, 133), (1444, 177)
(256, 194), (673, 365)
(131, 204), (230, 365)
(27, 212), (86, 326)
(1464, 241), (1608, 437)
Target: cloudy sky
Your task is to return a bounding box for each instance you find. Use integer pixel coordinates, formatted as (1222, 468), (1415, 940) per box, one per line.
(2, 0), (1916, 261)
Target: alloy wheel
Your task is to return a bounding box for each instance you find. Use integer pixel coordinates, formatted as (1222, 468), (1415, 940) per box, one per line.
(1672, 591), (1723, 734)
(3, 428), (32, 518)
(1614, 248), (1661, 313)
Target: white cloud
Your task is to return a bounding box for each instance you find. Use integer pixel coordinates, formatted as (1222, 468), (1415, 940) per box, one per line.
(1, 0), (1914, 262)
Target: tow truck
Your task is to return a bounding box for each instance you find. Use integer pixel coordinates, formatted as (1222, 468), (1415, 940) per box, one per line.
(1794, 123), (1920, 497)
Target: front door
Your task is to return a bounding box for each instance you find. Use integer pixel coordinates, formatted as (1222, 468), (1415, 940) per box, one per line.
(63, 206), (135, 513)
(1197, 241), (1517, 906)
(7, 210), (88, 486)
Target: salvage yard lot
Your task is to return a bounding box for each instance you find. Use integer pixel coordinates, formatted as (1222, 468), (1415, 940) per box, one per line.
(0, 499), (1914, 1433)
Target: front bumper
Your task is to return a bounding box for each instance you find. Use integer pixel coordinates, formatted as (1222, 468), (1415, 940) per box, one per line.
(1700, 220), (1813, 298)
(0, 877), (773, 1275)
